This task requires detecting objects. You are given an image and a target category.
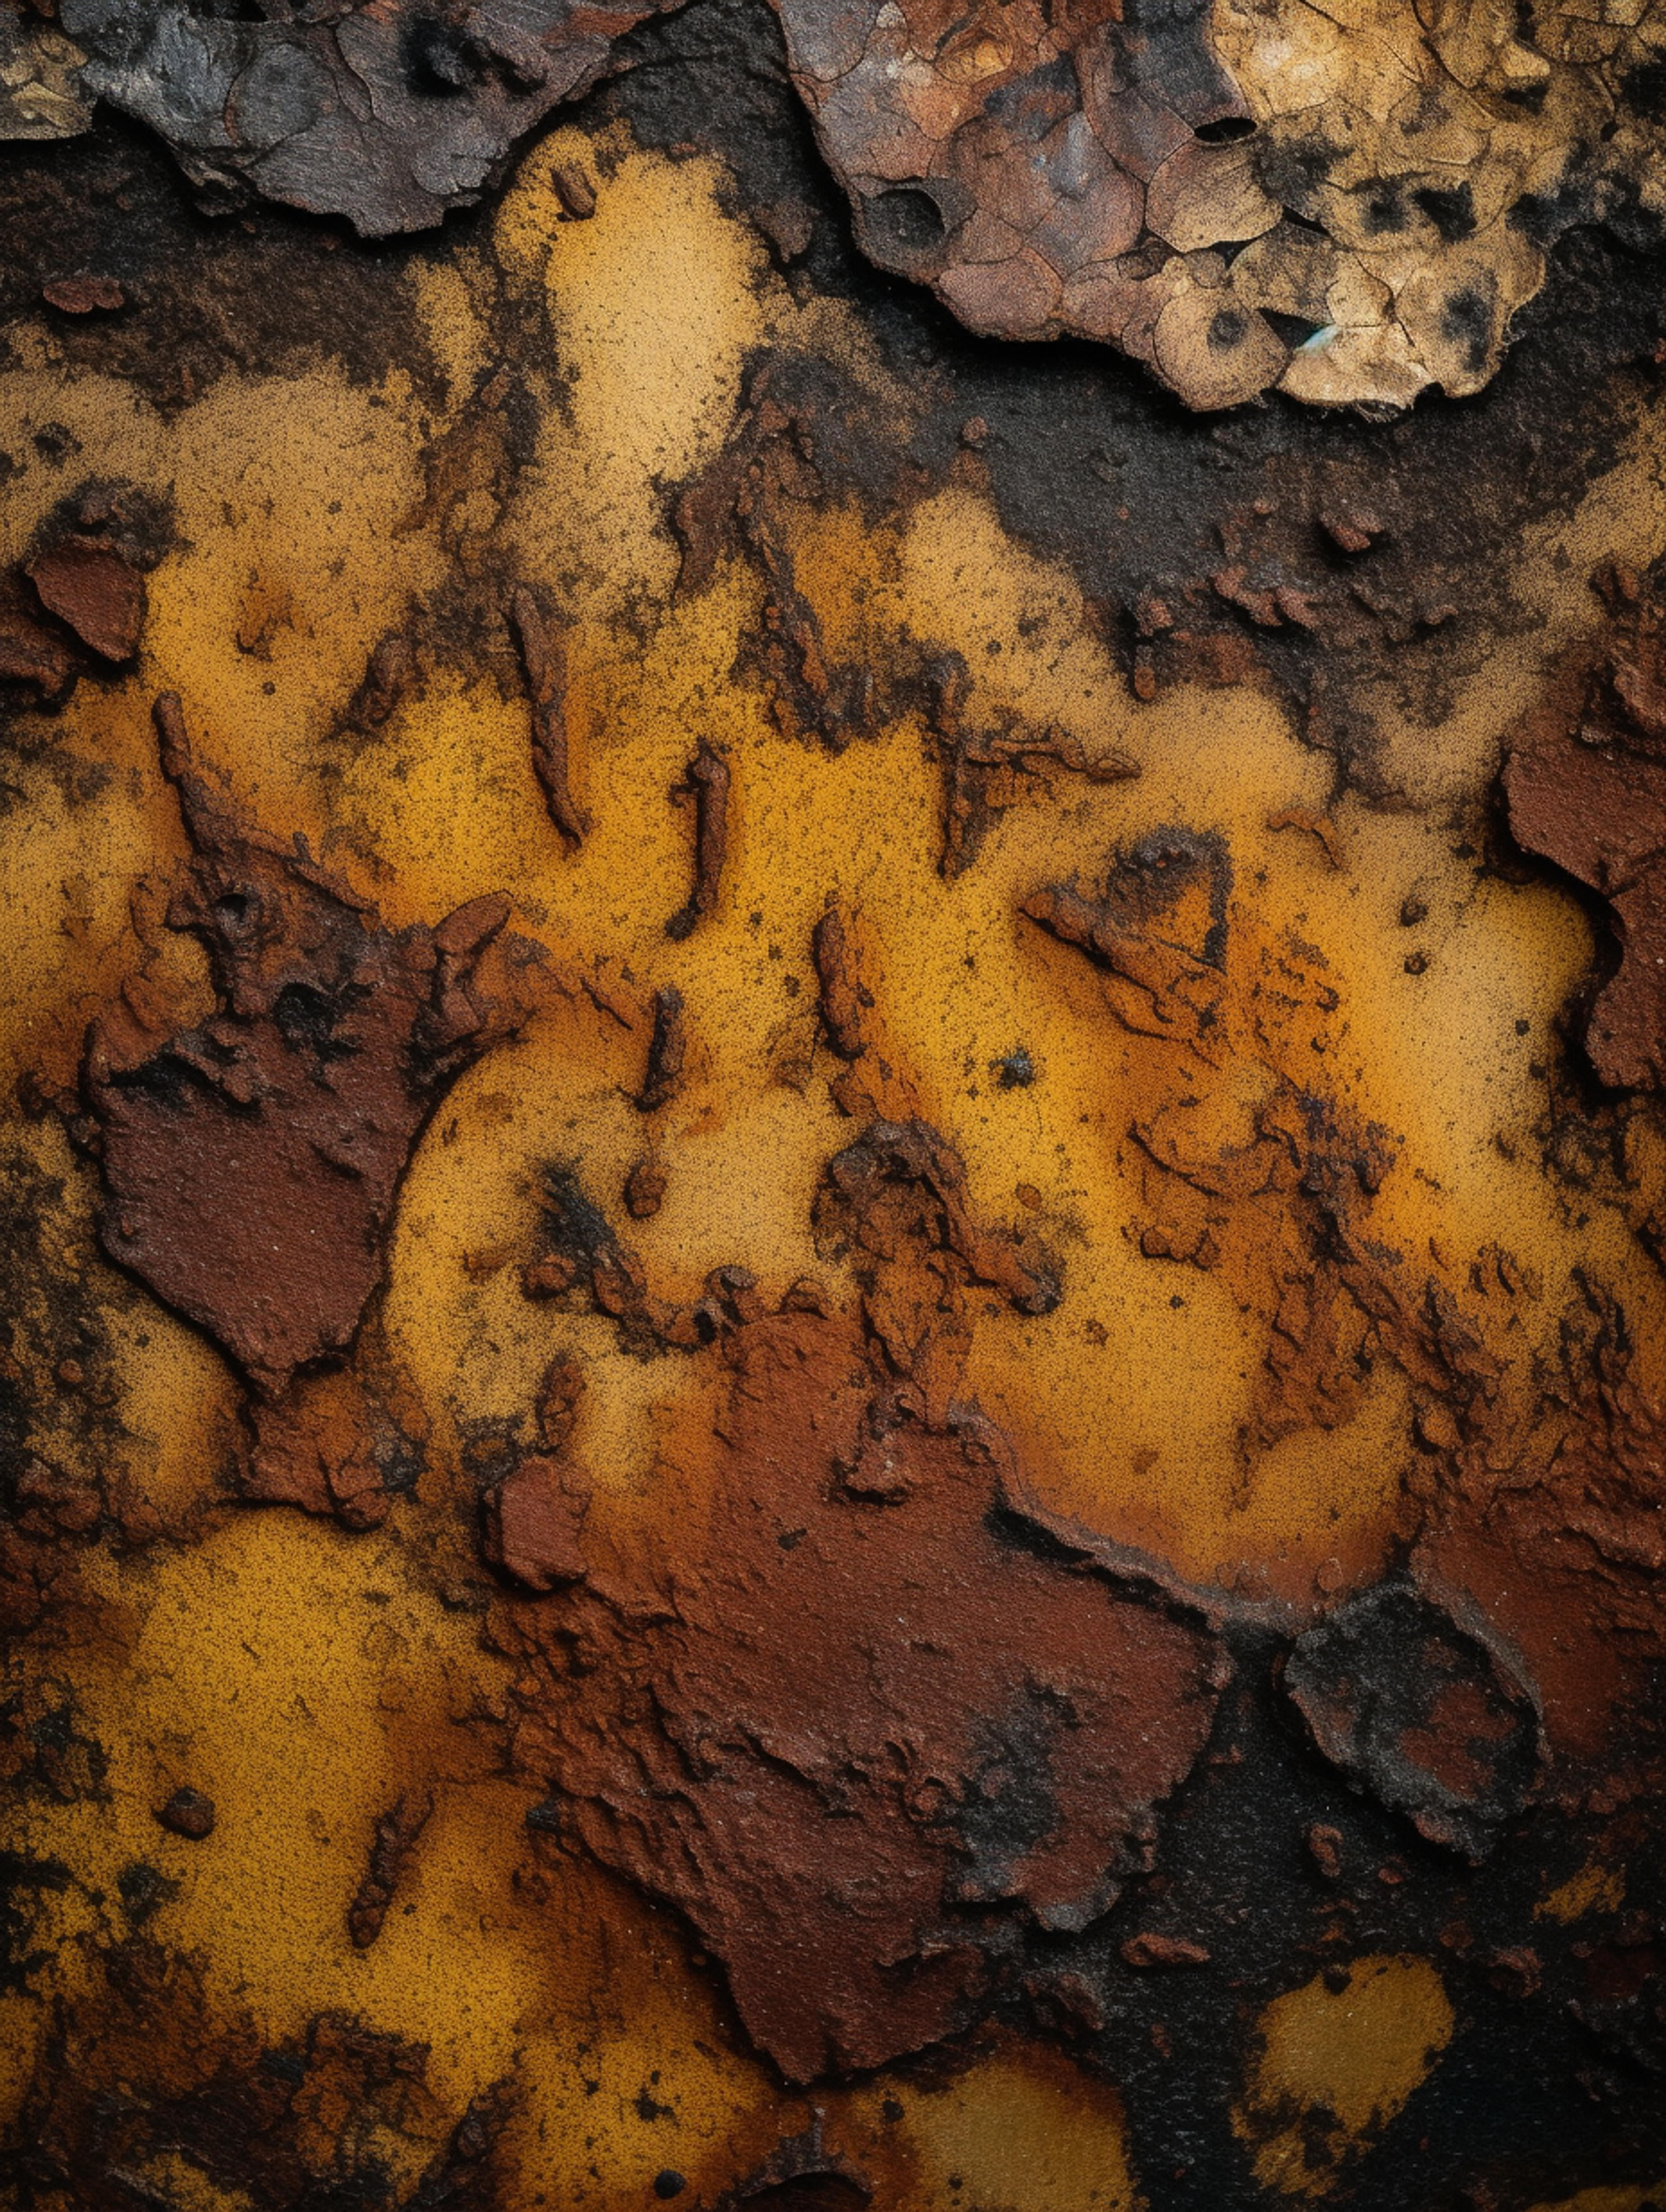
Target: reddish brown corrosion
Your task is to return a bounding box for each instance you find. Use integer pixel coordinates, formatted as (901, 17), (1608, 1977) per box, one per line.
(1505, 574), (1666, 1092)
(82, 695), (519, 1396)
(0, 570), (75, 701)
(674, 376), (875, 747)
(27, 538), (144, 661)
(482, 1355), (592, 1589)
(667, 740), (731, 940)
(767, 0), (1279, 400)
(510, 587), (589, 850)
(243, 1345), (433, 1530)
(502, 1304), (1223, 2081)
(39, 274), (125, 314)
(624, 1155), (668, 1217)
(155, 1786), (215, 1839)
(345, 632), (418, 738)
(1283, 1584), (1543, 1860)
(811, 906), (874, 1060)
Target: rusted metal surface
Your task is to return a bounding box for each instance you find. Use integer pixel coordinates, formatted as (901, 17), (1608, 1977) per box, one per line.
(2, 1), (1666, 2205)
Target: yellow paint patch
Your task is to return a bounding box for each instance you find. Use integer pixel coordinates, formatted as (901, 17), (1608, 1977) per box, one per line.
(883, 2048), (1143, 2212)
(1538, 1863), (1627, 1924)
(1234, 1955), (1456, 2196)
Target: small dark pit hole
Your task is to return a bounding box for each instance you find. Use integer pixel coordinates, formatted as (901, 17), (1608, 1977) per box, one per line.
(864, 187), (948, 265)
(1194, 115), (1257, 144)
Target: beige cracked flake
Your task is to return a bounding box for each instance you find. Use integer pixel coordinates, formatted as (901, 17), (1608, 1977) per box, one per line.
(0, 0), (91, 141)
(772, 0), (1666, 408)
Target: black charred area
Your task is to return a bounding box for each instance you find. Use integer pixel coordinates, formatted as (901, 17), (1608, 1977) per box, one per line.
(977, 1640), (1666, 2212)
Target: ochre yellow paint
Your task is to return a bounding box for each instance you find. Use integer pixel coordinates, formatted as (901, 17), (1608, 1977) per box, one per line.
(1538, 1862), (1628, 1924)
(1233, 1956), (1456, 2196)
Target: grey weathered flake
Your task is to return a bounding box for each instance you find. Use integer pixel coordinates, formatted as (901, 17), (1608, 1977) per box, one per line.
(56, 0), (684, 233)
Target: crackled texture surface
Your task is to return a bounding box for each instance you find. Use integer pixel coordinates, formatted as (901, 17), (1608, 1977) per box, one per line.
(773, 0), (1666, 406)
(9, 0), (1666, 404)
(2, 6), (1666, 2207)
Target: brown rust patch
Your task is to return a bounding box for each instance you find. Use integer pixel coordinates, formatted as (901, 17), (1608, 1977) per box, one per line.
(769, 0), (1666, 408)
(927, 652), (1141, 880)
(501, 1303), (1224, 2081)
(1284, 1583), (1544, 1860)
(639, 981), (690, 1112)
(82, 696), (521, 1398)
(53, 0), (683, 236)
(26, 539), (144, 663)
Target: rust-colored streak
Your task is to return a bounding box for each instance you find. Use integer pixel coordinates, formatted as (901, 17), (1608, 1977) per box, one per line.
(347, 1789), (435, 1949)
(510, 587), (590, 850)
(667, 739), (731, 939)
(83, 695), (516, 1397)
(502, 1305), (1223, 2081)
(638, 981), (689, 1111)
(928, 652), (1140, 877)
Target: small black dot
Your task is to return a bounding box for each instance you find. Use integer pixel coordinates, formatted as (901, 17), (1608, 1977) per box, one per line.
(653, 2175), (686, 2201)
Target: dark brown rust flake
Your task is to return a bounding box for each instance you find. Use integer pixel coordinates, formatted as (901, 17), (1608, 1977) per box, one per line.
(27, 538), (144, 661)
(55, 0), (684, 236)
(510, 587), (589, 850)
(348, 1789), (435, 1949)
(155, 1785), (215, 1839)
(811, 905), (874, 1061)
(82, 695), (518, 1396)
(502, 1305), (1224, 2081)
(667, 740), (731, 940)
(638, 982), (689, 1112)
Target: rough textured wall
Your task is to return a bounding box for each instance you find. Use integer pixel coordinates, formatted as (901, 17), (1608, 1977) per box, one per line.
(1, 3), (1665, 2207)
